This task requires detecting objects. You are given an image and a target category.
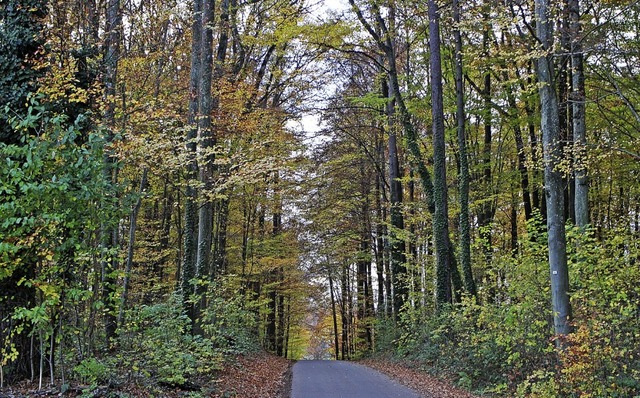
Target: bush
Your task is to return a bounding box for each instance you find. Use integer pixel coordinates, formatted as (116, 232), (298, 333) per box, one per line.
(200, 280), (259, 354)
(73, 357), (111, 385)
(115, 294), (222, 387)
(389, 226), (640, 396)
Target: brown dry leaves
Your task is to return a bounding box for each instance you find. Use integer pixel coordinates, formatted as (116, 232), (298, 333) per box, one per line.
(214, 352), (292, 398)
(360, 359), (480, 398)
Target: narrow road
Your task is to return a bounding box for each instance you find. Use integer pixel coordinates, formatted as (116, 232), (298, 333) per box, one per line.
(291, 360), (421, 398)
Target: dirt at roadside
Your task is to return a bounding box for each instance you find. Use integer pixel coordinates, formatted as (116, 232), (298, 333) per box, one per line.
(360, 359), (480, 398)
(214, 352), (292, 398)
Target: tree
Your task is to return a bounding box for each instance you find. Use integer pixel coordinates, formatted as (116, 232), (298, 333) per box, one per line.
(570, 0), (589, 228)
(101, 0), (122, 344)
(428, 0), (452, 308)
(535, 0), (572, 340)
(452, 0), (476, 298)
(181, 0), (202, 322)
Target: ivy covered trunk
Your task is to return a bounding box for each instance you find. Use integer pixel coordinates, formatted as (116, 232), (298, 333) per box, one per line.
(428, 0), (452, 308)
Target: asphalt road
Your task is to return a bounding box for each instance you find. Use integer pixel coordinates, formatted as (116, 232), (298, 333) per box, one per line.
(291, 360), (421, 398)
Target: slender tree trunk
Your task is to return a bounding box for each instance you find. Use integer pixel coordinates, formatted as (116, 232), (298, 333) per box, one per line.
(503, 75), (534, 221)
(560, 5), (576, 224)
(520, 64), (546, 222)
(214, 196), (230, 275)
(375, 176), (386, 313)
(385, 77), (407, 317)
(453, 0), (476, 298)
(570, 0), (588, 228)
(102, 0), (121, 343)
(328, 269), (340, 360)
(340, 263), (349, 360)
(276, 293), (286, 356)
(284, 298), (291, 359)
(375, 81), (387, 315)
(479, 13), (495, 265)
(266, 288), (277, 352)
(195, 0), (216, 299)
(536, 0), (573, 341)
(357, 162), (372, 350)
(118, 168), (147, 327)
(511, 186), (519, 255)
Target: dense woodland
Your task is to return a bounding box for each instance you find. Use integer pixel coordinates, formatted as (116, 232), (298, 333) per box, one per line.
(1, 0), (639, 396)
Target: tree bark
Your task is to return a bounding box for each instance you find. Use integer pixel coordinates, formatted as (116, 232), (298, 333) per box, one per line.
(429, 0), (452, 309)
(479, 12), (495, 266)
(570, 0), (589, 228)
(357, 161), (373, 351)
(182, 0), (202, 323)
(385, 76), (407, 316)
(195, 0), (216, 298)
(535, 0), (573, 341)
(453, 0), (476, 298)
(102, 0), (121, 343)
(328, 269), (340, 360)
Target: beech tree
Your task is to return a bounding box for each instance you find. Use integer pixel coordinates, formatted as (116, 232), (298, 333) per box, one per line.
(535, 0), (572, 339)
(570, 0), (588, 228)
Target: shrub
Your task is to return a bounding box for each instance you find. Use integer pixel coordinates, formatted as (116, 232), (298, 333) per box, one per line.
(115, 294), (222, 387)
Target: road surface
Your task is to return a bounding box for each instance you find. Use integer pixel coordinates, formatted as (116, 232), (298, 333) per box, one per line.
(291, 360), (421, 398)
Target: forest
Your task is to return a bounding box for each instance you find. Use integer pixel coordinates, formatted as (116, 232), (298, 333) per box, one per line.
(1, 0), (639, 396)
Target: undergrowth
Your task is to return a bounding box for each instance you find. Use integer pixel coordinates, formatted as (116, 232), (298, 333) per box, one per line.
(376, 225), (640, 397)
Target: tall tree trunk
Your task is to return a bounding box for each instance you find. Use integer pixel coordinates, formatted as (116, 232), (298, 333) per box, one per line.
(479, 13), (495, 265)
(328, 269), (340, 360)
(266, 289), (277, 352)
(158, 183), (173, 282)
(375, 78), (387, 315)
(357, 161), (373, 351)
(453, 0), (476, 298)
(374, 168), (386, 313)
(535, 0), (573, 341)
(276, 293), (286, 356)
(195, 0), (216, 299)
(182, 0), (202, 323)
(385, 77), (407, 317)
(503, 75), (534, 221)
(570, 0), (589, 228)
(559, 3), (574, 223)
(520, 64), (546, 222)
(213, 196), (230, 275)
(429, 0), (451, 309)
(340, 263), (349, 360)
(102, 0), (121, 343)
(267, 172), (283, 354)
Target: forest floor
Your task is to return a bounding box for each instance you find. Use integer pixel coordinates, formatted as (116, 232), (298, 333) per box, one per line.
(213, 351), (292, 398)
(0, 352), (292, 398)
(359, 359), (480, 398)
